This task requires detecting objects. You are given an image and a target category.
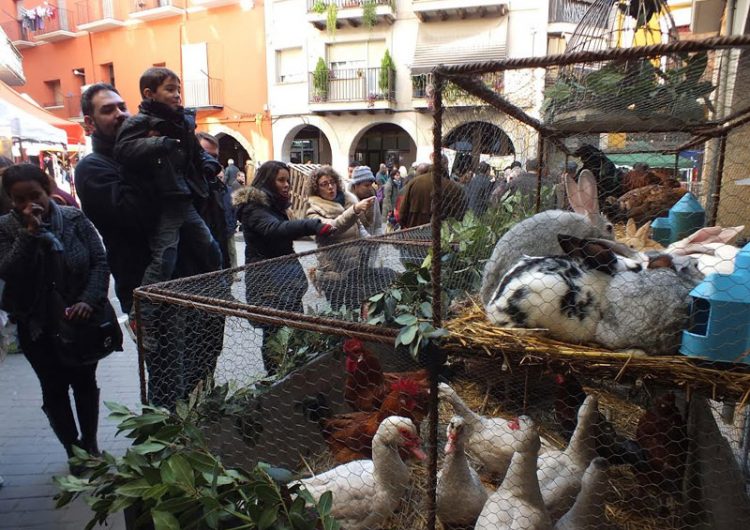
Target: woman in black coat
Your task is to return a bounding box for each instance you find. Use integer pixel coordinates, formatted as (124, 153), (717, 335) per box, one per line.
(232, 160), (334, 374)
(0, 164), (112, 466)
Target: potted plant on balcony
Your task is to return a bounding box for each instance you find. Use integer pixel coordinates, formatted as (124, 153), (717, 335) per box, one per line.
(363, 0), (377, 29)
(379, 49), (395, 99)
(326, 3), (338, 37)
(312, 0), (327, 14)
(313, 57), (329, 102)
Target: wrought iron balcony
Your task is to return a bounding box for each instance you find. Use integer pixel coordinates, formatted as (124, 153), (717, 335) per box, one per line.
(0, 28), (25, 85)
(76, 0), (127, 32)
(308, 66), (395, 112)
(0, 20), (36, 48)
(129, 0), (186, 21)
(28, 8), (77, 42)
(548, 0), (594, 25)
(183, 78), (223, 110)
(306, 0), (395, 30)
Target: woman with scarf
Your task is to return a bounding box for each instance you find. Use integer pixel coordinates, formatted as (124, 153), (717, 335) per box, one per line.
(233, 160), (335, 375)
(0, 164), (110, 467)
(304, 165), (376, 312)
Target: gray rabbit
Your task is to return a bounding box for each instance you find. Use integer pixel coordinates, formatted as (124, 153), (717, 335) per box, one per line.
(480, 170), (615, 305)
(595, 254), (703, 355)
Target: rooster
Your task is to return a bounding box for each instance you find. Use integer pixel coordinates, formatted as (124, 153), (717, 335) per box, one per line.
(635, 392), (688, 495)
(320, 378), (430, 463)
(343, 338), (429, 413)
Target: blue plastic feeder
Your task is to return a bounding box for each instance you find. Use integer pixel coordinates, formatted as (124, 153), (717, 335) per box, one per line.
(681, 242), (750, 364)
(668, 193), (705, 242)
(650, 216), (672, 246)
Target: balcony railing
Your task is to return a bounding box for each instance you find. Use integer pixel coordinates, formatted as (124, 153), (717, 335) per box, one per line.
(308, 67), (395, 105)
(77, 0), (126, 25)
(306, 0), (392, 11)
(27, 8), (76, 37)
(0, 32), (25, 85)
(130, 0), (186, 15)
(0, 20), (31, 43)
(412, 72), (504, 102)
(183, 78), (223, 109)
(548, 0), (594, 25)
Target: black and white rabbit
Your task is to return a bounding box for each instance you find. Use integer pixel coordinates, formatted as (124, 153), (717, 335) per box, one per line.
(480, 170), (616, 305)
(486, 235), (642, 344)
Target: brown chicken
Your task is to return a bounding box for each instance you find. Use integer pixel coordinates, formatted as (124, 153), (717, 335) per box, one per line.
(343, 338), (429, 413)
(636, 393), (688, 494)
(322, 378), (429, 463)
(617, 184), (687, 225)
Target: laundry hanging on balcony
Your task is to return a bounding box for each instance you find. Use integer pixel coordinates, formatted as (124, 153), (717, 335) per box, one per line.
(20, 5), (56, 32)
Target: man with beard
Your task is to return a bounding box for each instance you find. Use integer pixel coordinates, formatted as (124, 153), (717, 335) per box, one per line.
(75, 83), (150, 318)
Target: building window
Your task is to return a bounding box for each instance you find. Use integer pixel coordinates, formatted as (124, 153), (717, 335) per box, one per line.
(44, 79), (63, 107)
(276, 47), (304, 84)
(101, 63), (115, 87)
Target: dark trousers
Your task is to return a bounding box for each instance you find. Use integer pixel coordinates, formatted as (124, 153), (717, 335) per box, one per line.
(18, 325), (98, 451)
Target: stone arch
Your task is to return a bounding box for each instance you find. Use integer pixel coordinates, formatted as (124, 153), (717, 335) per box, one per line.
(443, 120), (517, 176)
(203, 124), (255, 161)
(279, 118), (341, 164)
(349, 121), (418, 171)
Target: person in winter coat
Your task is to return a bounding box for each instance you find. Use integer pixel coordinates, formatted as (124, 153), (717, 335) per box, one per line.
(381, 167), (403, 230)
(114, 67), (222, 295)
(464, 161), (496, 217)
(0, 164), (110, 469)
(398, 162), (468, 229)
(305, 166), (376, 312)
(349, 166), (383, 236)
(233, 160), (335, 374)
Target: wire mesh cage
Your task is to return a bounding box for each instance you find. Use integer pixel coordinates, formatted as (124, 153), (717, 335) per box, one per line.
(129, 35), (750, 530)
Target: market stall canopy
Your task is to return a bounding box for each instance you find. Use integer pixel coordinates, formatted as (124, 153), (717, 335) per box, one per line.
(0, 82), (84, 146)
(606, 152), (695, 169)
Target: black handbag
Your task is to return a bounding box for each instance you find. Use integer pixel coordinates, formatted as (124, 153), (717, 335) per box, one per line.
(55, 300), (124, 366)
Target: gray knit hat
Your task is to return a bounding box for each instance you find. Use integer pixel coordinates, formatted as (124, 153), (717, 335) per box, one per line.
(350, 166), (375, 186)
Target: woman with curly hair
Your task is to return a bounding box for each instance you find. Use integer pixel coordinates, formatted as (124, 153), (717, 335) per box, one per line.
(305, 165), (376, 312)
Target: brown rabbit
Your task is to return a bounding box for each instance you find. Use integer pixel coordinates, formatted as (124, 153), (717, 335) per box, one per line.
(618, 219), (664, 252)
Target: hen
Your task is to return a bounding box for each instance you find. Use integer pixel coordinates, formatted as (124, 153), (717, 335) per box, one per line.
(343, 338), (429, 413)
(635, 392), (688, 495)
(617, 184), (687, 225)
(321, 377), (429, 463)
(294, 416), (426, 530)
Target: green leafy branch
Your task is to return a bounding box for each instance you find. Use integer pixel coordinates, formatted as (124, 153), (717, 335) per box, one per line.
(55, 400), (339, 530)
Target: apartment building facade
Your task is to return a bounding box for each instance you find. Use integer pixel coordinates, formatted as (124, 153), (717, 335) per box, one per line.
(264, 0), (599, 172)
(0, 0), (271, 166)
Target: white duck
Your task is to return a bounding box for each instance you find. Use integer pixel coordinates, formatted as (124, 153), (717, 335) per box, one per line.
(537, 394), (599, 519)
(437, 415), (489, 529)
(439, 382), (526, 479)
(476, 415), (551, 530)
(293, 416), (426, 530)
(554, 457), (611, 530)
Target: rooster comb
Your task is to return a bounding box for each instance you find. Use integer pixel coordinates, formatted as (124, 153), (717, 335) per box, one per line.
(391, 378), (422, 396)
(343, 338), (364, 355)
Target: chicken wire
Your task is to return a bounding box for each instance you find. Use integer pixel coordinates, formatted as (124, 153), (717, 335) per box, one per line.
(128, 35), (750, 530)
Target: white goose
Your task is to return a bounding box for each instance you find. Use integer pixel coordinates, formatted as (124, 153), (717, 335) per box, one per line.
(554, 457), (611, 530)
(439, 382), (527, 480)
(293, 416), (426, 530)
(537, 394), (599, 519)
(476, 415), (552, 530)
(437, 415), (489, 529)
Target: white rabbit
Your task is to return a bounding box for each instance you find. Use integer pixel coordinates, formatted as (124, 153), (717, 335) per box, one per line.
(595, 253), (703, 355)
(486, 235), (642, 344)
(481, 170), (616, 305)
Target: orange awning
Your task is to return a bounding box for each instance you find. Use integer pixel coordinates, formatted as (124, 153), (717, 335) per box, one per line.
(0, 82), (85, 146)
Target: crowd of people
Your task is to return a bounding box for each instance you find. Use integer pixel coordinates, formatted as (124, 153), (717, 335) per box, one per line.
(0, 64), (568, 484)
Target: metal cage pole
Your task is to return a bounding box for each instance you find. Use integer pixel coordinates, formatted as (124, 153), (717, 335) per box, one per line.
(708, 133), (728, 226)
(426, 70), (446, 530)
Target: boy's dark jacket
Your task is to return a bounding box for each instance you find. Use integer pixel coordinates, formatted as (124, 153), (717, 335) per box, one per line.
(113, 100), (221, 200)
